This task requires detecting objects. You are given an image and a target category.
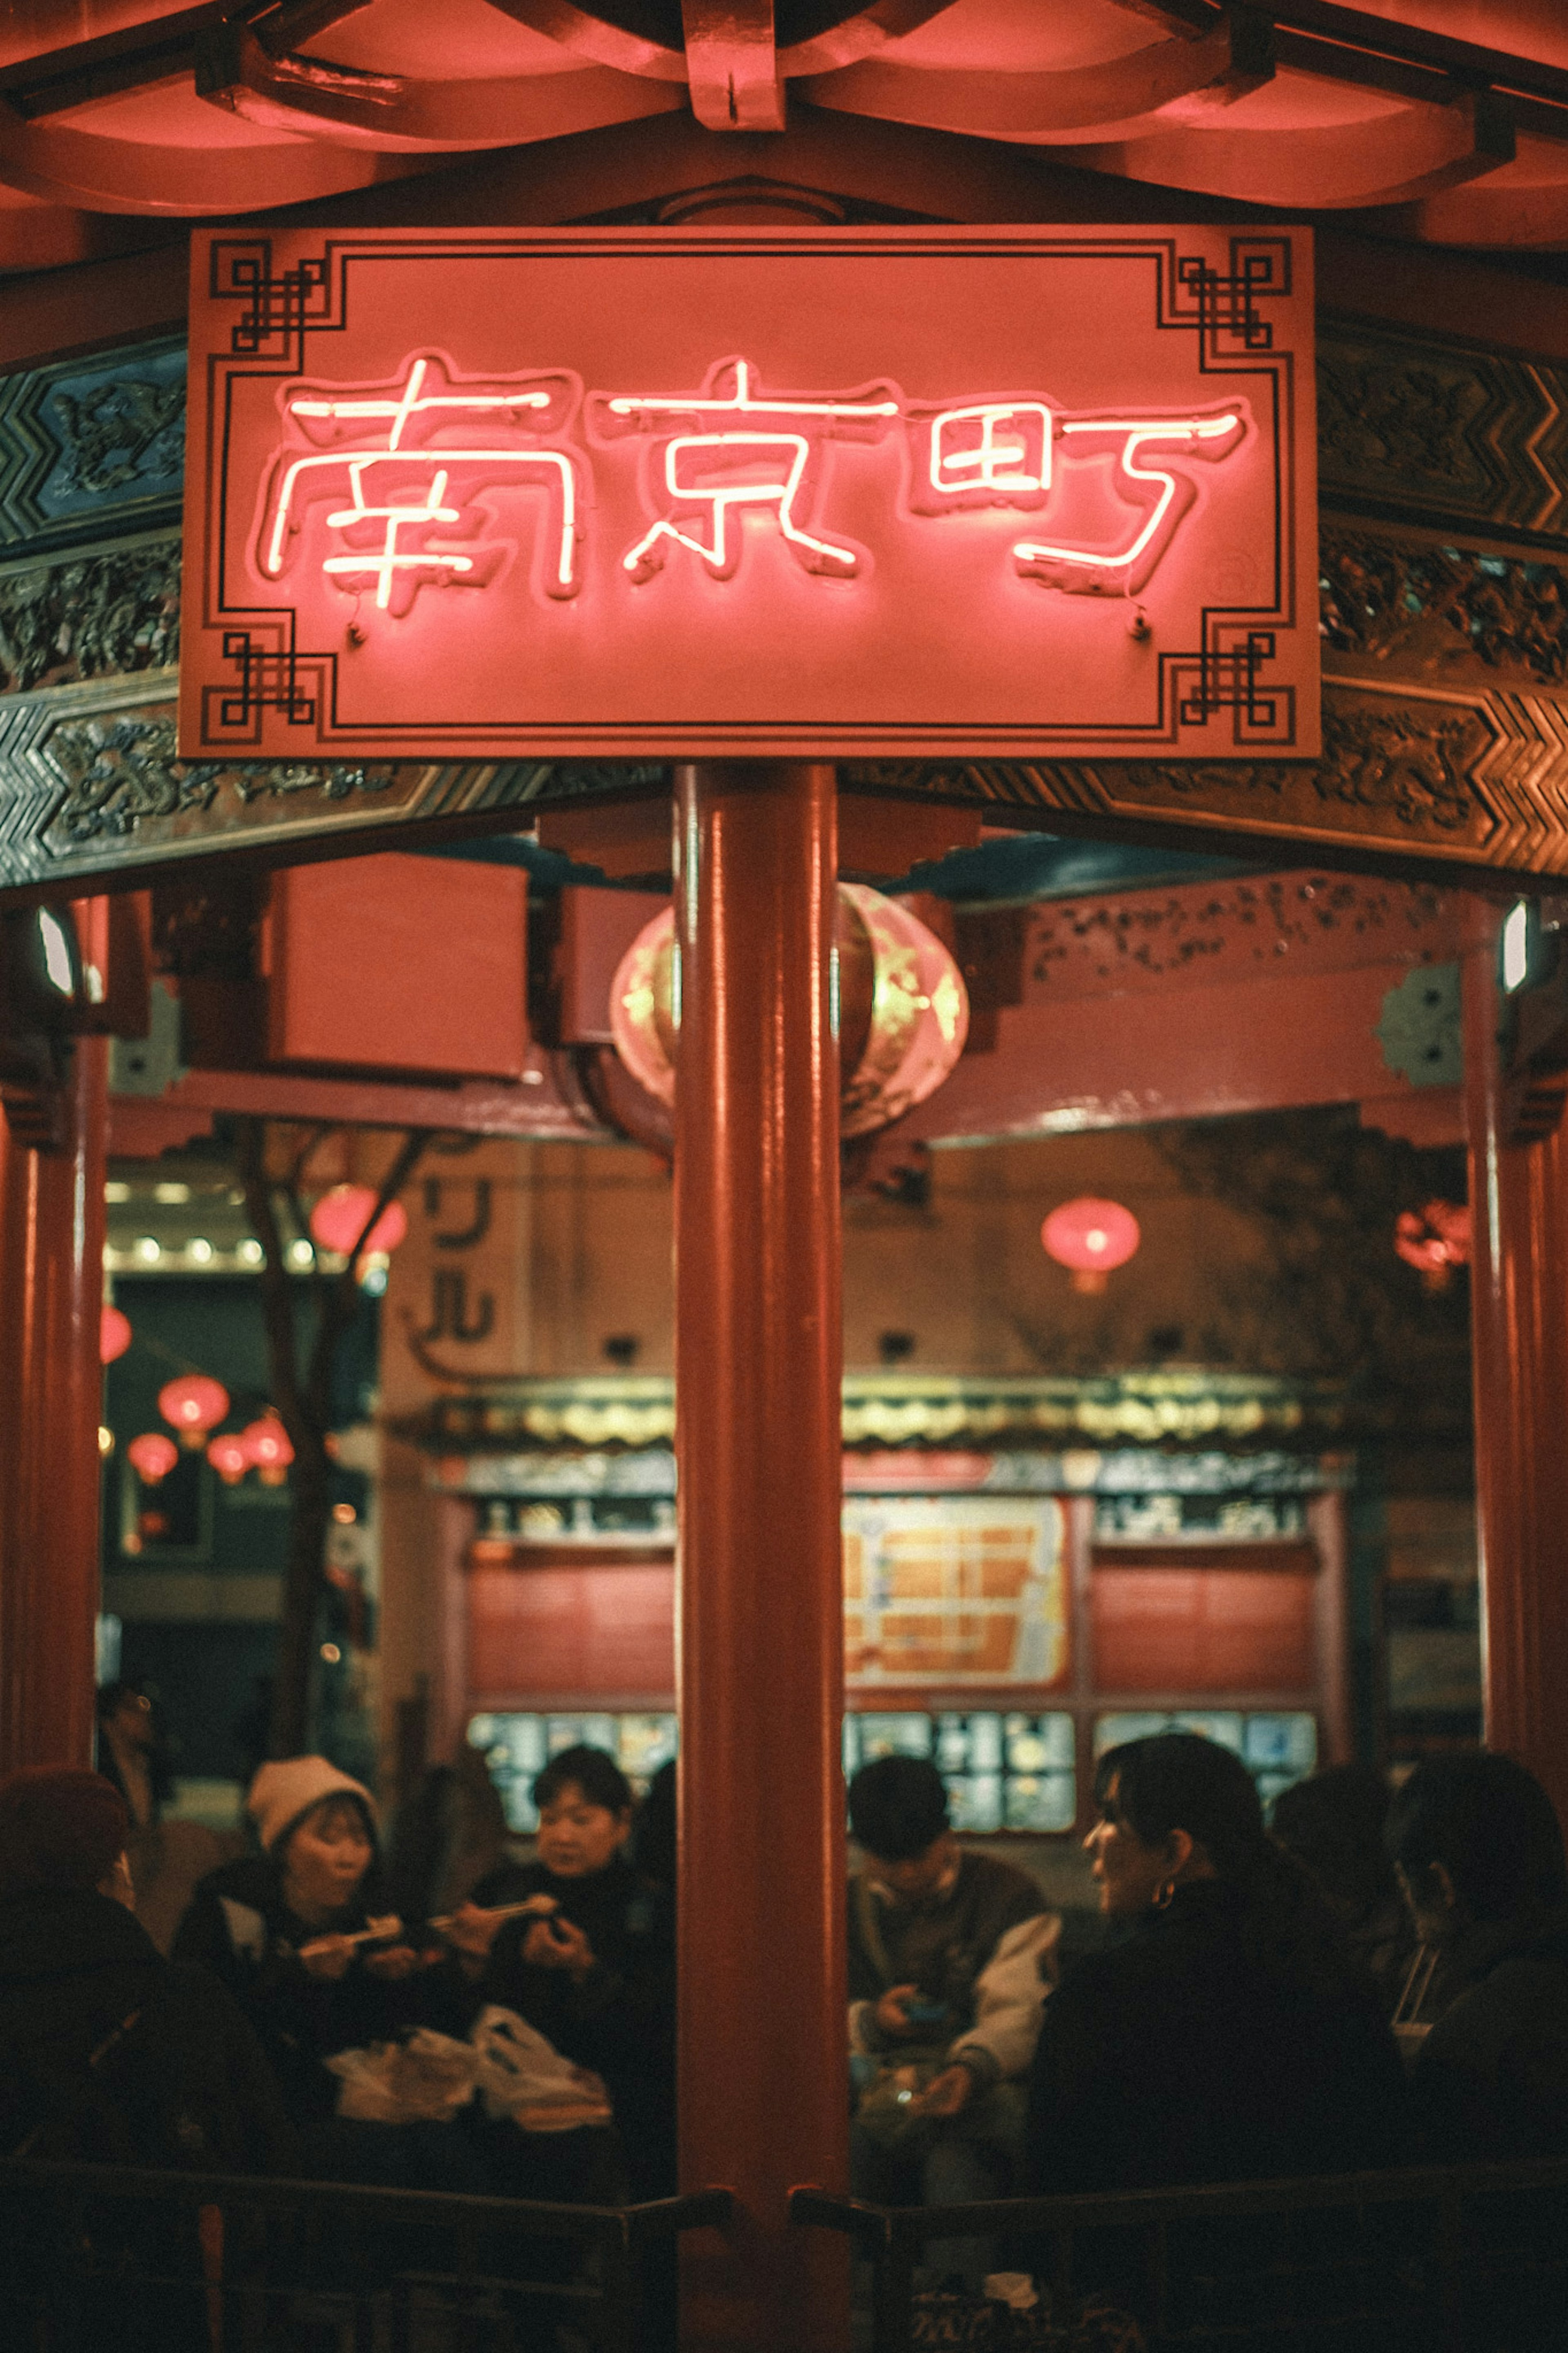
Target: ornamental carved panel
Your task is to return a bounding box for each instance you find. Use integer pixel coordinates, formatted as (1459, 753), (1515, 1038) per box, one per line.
(0, 337), (186, 560)
(1316, 317), (1568, 550)
(842, 673), (1568, 878)
(0, 671), (662, 892)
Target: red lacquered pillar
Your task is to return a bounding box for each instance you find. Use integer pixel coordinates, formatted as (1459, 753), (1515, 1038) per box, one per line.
(1463, 905), (1568, 1827)
(673, 762), (849, 2353)
(0, 1017), (108, 1779)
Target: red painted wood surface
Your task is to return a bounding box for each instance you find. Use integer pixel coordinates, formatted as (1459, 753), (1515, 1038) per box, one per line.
(909, 960), (1450, 1142)
(0, 1002), (107, 1776)
(674, 761), (849, 2352)
(468, 1559), (676, 1698)
(1465, 910), (1568, 1829)
(1090, 1560), (1318, 1693)
(266, 852), (529, 1079)
(557, 886), (669, 1044)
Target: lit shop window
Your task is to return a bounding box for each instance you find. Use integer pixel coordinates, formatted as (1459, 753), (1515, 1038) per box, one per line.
(844, 1711), (1077, 1836)
(469, 1711), (678, 1834)
(1092, 1710), (1318, 1809)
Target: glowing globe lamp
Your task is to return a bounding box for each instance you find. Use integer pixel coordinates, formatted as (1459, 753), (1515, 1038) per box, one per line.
(207, 1432), (252, 1487)
(100, 1305), (132, 1365)
(127, 1431), (179, 1486)
(1394, 1200), (1471, 1291)
(309, 1184), (409, 1259)
(158, 1373), (230, 1448)
(609, 884), (969, 1138)
(1042, 1197), (1141, 1294)
(243, 1414), (295, 1487)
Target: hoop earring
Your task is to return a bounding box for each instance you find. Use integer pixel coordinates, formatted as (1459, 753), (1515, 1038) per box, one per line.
(1153, 1877), (1177, 1911)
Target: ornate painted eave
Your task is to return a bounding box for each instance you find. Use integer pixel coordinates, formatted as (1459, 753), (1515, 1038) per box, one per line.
(394, 1368), (1350, 1456)
(10, 301), (1568, 890)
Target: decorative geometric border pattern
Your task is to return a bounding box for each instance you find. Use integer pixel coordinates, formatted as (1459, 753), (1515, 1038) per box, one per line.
(0, 337), (186, 562)
(0, 670), (664, 893)
(185, 228), (1313, 761)
(842, 673), (1568, 879)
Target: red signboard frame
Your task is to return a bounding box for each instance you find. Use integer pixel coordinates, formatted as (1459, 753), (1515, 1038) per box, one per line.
(180, 226), (1318, 764)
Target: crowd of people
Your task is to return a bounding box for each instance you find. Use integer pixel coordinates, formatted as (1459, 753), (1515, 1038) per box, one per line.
(1, 1720), (1566, 2247)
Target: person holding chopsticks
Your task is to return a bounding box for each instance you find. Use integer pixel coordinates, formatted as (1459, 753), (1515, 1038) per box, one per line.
(173, 1756), (483, 2188)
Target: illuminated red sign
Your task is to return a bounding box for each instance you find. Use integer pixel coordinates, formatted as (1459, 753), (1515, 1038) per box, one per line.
(180, 228), (1318, 763)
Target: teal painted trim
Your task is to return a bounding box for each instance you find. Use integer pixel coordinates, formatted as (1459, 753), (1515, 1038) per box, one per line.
(0, 335), (185, 560)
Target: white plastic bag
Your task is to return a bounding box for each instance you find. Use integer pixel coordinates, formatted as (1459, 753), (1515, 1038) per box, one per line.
(326, 2030), (479, 2123)
(469, 2005), (613, 2132)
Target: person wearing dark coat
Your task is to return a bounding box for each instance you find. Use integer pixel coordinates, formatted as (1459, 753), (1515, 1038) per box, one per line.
(1387, 1751), (1568, 2162)
(1026, 1735), (1405, 2200)
(173, 1755), (483, 2191)
(0, 1768), (292, 2353)
(1270, 1762), (1416, 2018)
(445, 1744), (675, 2201)
(0, 1764), (289, 2169)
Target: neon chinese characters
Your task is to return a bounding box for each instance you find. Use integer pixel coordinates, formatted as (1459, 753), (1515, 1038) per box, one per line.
(595, 357), (900, 582)
(259, 354), (584, 616)
(256, 350), (1251, 616)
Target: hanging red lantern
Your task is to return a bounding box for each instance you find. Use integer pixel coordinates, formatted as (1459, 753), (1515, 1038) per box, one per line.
(157, 1373), (230, 1448)
(99, 1305), (132, 1365)
(1042, 1197), (1141, 1294)
(242, 1414), (295, 1486)
(308, 1183), (409, 1260)
(1394, 1200), (1471, 1291)
(207, 1432), (251, 1486)
(127, 1431), (179, 1485)
(609, 885), (969, 1139)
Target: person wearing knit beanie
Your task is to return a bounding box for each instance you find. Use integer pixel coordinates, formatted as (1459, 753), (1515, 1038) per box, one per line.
(246, 1756), (376, 1855)
(0, 1768), (129, 1901)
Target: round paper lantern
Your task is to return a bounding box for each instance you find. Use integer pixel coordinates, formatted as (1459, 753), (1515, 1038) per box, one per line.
(609, 885), (969, 1140)
(1041, 1197), (1141, 1294)
(1394, 1200), (1471, 1291)
(99, 1305), (132, 1365)
(242, 1414), (295, 1487)
(207, 1432), (251, 1487)
(127, 1431), (178, 1486)
(158, 1373), (229, 1448)
(308, 1183), (409, 1260)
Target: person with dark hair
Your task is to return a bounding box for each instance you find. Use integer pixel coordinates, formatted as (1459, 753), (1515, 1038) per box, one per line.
(94, 1682), (175, 1834)
(846, 1755), (1057, 2284)
(631, 1759), (677, 1894)
(0, 1766), (287, 2170)
(1271, 1762), (1415, 2014)
(0, 1769), (291, 2353)
(1386, 1751), (1568, 2160)
(1025, 1735), (1404, 2198)
(445, 1744), (675, 2197)
(171, 1755), (461, 2184)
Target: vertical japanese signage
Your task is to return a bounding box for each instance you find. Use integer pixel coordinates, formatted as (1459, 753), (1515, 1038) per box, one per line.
(180, 227), (1318, 763)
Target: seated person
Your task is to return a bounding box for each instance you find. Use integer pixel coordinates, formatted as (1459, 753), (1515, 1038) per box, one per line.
(1388, 1751), (1568, 2161)
(846, 1756), (1057, 2283)
(1272, 1762), (1416, 2016)
(173, 1756), (478, 2189)
(1026, 1735), (1404, 2199)
(0, 1764), (288, 2170)
(446, 1744), (674, 2199)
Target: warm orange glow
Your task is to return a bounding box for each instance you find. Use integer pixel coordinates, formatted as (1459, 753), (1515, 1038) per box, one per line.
(1042, 1197), (1141, 1291)
(157, 1374), (229, 1447)
(127, 1432), (179, 1486)
(242, 1415), (295, 1487)
(207, 1432), (251, 1486)
(309, 1183), (409, 1258)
